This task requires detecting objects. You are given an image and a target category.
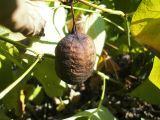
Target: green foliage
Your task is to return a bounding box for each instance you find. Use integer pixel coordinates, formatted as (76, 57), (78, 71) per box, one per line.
(130, 79), (160, 105)
(149, 57), (160, 89)
(130, 0), (160, 105)
(85, 12), (106, 68)
(0, 110), (10, 120)
(33, 57), (67, 97)
(131, 0), (160, 54)
(0, 1), (107, 117)
(0, 0), (160, 119)
(64, 106), (116, 120)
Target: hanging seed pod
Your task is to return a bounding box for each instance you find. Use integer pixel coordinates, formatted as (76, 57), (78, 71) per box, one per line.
(55, 33), (96, 84)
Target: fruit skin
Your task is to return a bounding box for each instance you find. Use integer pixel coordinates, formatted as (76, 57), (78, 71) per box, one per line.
(55, 33), (96, 84)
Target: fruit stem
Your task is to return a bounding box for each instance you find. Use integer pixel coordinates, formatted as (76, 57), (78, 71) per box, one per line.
(70, 0), (77, 34)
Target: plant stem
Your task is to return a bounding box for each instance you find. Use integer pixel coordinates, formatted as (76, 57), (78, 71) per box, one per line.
(52, 5), (125, 32)
(70, 0), (77, 34)
(88, 71), (107, 119)
(59, 5), (99, 13)
(78, 0), (125, 17)
(102, 17), (125, 32)
(124, 16), (131, 50)
(0, 54), (43, 99)
(96, 72), (106, 109)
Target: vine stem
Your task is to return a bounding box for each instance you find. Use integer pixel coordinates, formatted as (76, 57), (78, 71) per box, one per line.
(0, 54), (43, 99)
(52, 5), (125, 32)
(52, 5), (99, 13)
(124, 16), (131, 50)
(102, 17), (125, 32)
(88, 71), (108, 119)
(78, 0), (125, 17)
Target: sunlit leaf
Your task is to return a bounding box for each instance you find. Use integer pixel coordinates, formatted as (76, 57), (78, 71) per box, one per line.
(64, 106), (116, 120)
(27, 5), (67, 56)
(149, 57), (160, 89)
(85, 13), (106, 69)
(0, 47), (23, 69)
(131, 0), (160, 55)
(28, 85), (42, 101)
(53, 6), (67, 38)
(0, 26), (10, 36)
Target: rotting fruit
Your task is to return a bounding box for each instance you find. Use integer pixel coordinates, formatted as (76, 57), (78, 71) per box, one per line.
(55, 32), (96, 84)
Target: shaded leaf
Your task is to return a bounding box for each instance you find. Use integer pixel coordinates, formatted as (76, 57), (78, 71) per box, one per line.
(33, 57), (67, 97)
(0, 110), (10, 120)
(130, 79), (160, 105)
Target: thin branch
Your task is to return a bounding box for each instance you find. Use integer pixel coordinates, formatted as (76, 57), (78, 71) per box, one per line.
(52, 5), (125, 32)
(0, 54), (43, 99)
(124, 17), (131, 50)
(78, 0), (125, 17)
(52, 5), (99, 13)
(102, 17), (125, 32)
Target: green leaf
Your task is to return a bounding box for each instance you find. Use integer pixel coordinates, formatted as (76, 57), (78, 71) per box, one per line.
(0, 47), (23, 69)
(27, 6), (67, 56)
(0, 26), (10, 36)
(85, 13), (106, 69)
(131, 0), (160, 55)
(130, 79), (160, 105)
(0, 110), (10, 120)
(149, 57), (160, 89)
(53, 6), (67, 38)
(130, 57), (160, 105)
(64, 106), (116, 120)
(0, 60), (25, 116)
(33, 57), (67, 97)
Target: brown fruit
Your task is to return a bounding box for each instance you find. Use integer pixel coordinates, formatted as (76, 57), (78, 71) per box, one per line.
(55, 33), (96, 84)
